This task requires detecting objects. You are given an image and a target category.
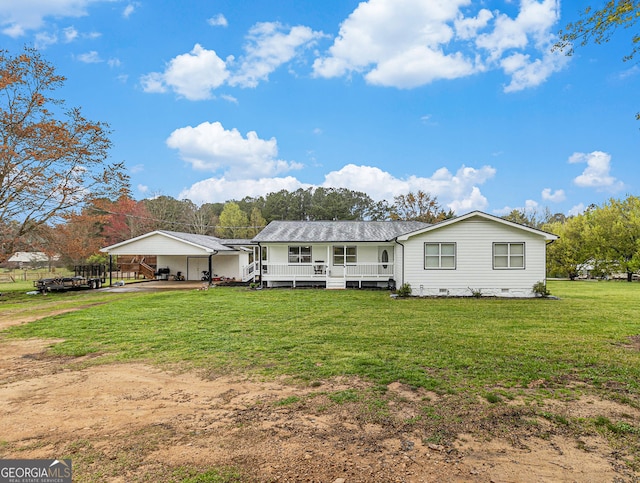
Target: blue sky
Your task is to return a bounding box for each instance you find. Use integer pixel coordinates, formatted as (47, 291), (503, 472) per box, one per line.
(1, 0), (638, 217)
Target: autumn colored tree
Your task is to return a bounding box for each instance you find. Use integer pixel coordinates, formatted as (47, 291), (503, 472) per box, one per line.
(94, 196), (155, 246)
(0, 47), (129, 259)
(42, 209), (108, 266)
(390, 191), (453, 223)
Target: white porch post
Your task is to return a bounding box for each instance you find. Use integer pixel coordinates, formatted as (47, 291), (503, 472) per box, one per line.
(326, 245), (331, 281)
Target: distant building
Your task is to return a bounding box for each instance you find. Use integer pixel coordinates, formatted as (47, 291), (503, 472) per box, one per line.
(7, 252), (59, 269)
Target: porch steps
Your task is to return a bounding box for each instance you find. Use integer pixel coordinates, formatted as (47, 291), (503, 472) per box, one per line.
(326, 278), (346, 289)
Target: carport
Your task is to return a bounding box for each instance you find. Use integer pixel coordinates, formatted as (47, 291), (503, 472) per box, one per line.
(101, 230), (257, 285)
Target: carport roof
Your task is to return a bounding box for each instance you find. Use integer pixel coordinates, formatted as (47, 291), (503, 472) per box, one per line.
(101, 230), (244, 253)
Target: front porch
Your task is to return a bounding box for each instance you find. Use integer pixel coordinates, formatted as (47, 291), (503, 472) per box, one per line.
(260, 262), (396, 289)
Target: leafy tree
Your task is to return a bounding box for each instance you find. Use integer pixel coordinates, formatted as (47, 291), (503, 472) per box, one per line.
(543, 215), (590, 279)
(555, 1), (640, 119)
(556, 1), (639, 61)
(217, 202), (249, 238)
(247, 207), (267, 237)
(585, 195), (640, 281)
(366, 199), (392, 221)
(0, 47), (128, 259)
(502, 207), (553, 229)
(390, 191), (453, 223)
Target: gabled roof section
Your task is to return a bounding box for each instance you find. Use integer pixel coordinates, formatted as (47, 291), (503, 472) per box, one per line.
(101, 230), (237, 253)
(252, 220), (430, 243)
(396, 211), (559, 241)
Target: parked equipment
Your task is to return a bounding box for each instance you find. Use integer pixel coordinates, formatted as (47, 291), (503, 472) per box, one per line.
(34, 265), (106, 293)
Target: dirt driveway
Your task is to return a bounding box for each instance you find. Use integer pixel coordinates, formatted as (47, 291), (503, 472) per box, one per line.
(1, 307), (639, 481)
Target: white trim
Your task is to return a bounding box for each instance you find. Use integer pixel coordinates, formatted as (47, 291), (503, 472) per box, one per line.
(101, 230), (216, 253)
(396, 211), (558, 241)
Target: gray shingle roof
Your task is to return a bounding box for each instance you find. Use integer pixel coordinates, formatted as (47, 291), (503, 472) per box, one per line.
(252, 220), (430, 243)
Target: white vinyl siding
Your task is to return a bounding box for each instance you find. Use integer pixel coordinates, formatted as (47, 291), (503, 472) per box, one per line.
(106, 233), (213, 256)
(401, 218), (548, 296)
(425, 242), (456, 269)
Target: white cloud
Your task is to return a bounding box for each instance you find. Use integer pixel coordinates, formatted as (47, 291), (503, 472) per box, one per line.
(455, 9), (493, 40)
(541, 188), (565, 202)
(229, 22), (325, 88)
(569, 151), (624, 191)
(141, 44), (229, 100)
(166, 121), (302, 180)
(475, 0), (559, 60)
(63, 26), (78, 42)
(123, 3), (139, 19)
(493, 199), (539, 216)
(179, 177), (309, 205)
(34, 30), (58, 49)
(0, 0), (101, 37)
(501, 49), (568, 92)
(313, 0), (567, 91)
(221, 94), (238, 104)
(207, 14), (228, 27)
(313, 0), (476, 85)
(137, 184), (149, 194)
(141, 23), (323, 98)
(77, 50), (102, 63)
(139, 72), (166, 93)
(33, 25), (90, 49)
(568, 203), (585, 217)
(321, 163), (495, 212)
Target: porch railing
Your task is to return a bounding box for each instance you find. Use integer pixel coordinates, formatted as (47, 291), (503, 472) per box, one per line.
(261, 262), (394, 278)
(242, 261), (259, 282)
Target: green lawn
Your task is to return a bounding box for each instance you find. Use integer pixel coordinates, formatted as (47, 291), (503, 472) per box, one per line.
(3, 280), (640, 398)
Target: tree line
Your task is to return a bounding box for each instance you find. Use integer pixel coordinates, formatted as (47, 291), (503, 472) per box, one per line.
(501, 195), (640, 282)
(6, 188), (452, 266)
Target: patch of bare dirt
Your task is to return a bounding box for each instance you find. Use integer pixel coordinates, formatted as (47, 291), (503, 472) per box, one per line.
(0, 304), (107, 331)
(1, 339), (639, 482)
(622, 335), (640, 352)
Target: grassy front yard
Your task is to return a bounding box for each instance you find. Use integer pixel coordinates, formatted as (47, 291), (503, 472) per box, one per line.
(2, 280), (640, 397)
(2, 280), (640, 478)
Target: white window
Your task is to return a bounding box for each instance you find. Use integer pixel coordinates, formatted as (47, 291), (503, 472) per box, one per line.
(493, 242), (525, 269)
(425, 243), (456, 269)
(288, 246), (311, 264)
(333, 246), (357, 265)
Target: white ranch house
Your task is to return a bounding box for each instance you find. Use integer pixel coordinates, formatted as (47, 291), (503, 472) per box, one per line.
(101, 211), (557, 297)
(253, 211), (557, 297)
